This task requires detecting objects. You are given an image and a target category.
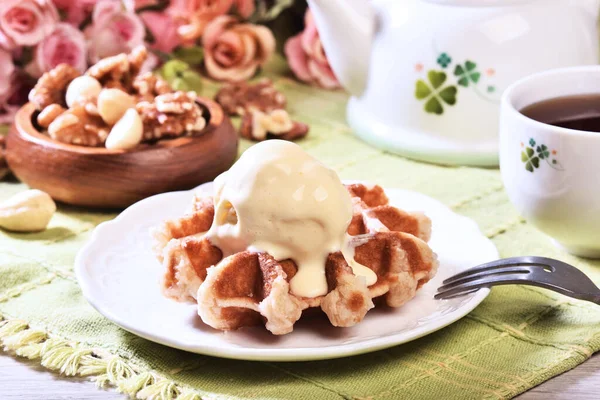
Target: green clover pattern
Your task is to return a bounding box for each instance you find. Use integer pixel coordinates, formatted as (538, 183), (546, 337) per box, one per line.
(521, 146), (540, 172)
(415, 71), (457, 115)
(414, 52), (497, 116)
(454, 61), (481, 87)
(437, 53), (452, 68)
(521, 138), (564, 173)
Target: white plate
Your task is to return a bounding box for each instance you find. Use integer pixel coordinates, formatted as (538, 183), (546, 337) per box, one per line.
(75, 182), (498, 362)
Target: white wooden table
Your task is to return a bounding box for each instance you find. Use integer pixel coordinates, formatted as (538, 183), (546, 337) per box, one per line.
(2, 350), (599, 399)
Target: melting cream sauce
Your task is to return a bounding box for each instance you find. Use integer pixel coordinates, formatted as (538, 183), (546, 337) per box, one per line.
(206, 140), (377, 298)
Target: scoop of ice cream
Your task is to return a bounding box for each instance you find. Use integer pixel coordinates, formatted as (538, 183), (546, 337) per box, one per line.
(207, 140), (356, 298)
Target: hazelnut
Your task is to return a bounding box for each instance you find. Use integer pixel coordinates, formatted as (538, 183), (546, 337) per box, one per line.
(65, 76), (101, 108)
(97, 88), (136, 125)
(105, 108), (143, 150)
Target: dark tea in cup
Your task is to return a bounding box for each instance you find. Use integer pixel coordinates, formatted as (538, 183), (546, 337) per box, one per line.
(520, 94), (600, 132)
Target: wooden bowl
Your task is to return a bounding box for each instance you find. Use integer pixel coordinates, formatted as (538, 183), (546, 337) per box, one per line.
(7, 98), (238, 209)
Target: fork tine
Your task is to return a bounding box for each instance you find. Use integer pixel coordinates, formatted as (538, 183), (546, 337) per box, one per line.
(435, 274), (572, 300)
(438, 266), (531, 292)
(436, 274), (533, 299)
(435, 288), (480, 300)
(443, 256), (552, 284)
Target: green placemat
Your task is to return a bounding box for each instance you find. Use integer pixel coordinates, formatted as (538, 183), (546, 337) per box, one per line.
(2, 57), (600, 400)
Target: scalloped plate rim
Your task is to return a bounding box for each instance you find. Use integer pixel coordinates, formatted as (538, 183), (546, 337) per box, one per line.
(75, 182), (496, 362)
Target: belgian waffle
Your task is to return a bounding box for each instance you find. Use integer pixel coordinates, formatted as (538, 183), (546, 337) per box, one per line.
(153, 183), (438, 334)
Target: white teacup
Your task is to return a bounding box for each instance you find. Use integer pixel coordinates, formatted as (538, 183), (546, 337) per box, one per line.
(499, 66), (600, 259)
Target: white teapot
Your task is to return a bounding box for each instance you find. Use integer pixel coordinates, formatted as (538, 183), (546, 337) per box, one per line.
(307, 0), (600, 166)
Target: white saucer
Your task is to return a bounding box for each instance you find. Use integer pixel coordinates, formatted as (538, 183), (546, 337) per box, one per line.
(75, 182), (498, 361)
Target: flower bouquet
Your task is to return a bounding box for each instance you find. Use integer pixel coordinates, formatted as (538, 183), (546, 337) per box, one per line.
(0, 0), (341, 125)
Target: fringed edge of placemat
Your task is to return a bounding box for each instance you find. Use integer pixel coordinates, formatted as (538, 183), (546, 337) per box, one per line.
(0, 313), (208, 400)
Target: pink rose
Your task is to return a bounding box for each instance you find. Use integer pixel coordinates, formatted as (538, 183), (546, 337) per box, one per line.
(284, 10), (340, 89)
(140, 11), (180, 53)
(0, 0), (59, 49)
(0, 46), (16, 123)
(169, 0), (233, 43)
(86, 0), (145, 62)
(0, 48), (14, 101)
(203, 16), (275, 82)
(233, 0), (254, 19)
(52, 0), (97, 26)
(26, 23), (87, 78)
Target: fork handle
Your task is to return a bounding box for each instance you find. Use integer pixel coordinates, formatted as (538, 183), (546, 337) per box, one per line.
(577, 293), (600, 305)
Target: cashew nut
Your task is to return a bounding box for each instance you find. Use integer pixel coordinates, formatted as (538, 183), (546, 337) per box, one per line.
(0, 190), (56, 232)
(65, 76), (102, 108)
(97, 88), (136, 125)
(105, 108), (143, 150)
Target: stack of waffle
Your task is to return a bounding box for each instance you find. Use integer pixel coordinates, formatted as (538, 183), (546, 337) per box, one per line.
(153, 183), (438, 335)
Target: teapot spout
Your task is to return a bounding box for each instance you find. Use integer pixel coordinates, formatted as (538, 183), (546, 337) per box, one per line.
(307, 0), (375, 97)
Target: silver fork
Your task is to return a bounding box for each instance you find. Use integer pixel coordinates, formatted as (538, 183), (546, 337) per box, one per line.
(435, 256), (600, 304)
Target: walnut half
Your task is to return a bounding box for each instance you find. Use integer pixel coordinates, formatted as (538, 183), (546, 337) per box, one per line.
(214, 78), (286, 116)
(37, 104), (67, 129)
(47, 106), (109, 146)
(240, 109), (309, 142)
(28, 64), (81, 111)
(137, 91), (206, 141)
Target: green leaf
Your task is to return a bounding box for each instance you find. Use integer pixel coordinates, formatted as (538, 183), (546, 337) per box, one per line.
(424, 97), (444, 114)
(457, 77), (469, 87)
(438, 86), (457, 105)
(529, 138), (536, 147)
(454, 65), (464, 76)
(170, 79), (187, 91)
(158, 60), (203, 92)
(536, 145), (550, 159)
(252, 0), (294, 22)
(179, 70), (204, 92)
(470, 72), (481, 84)
(172, 46), (204, 66)
(525, 162), (534, 172)
(522, 145), (540, 171)
(415, 80), (432, 99)
(526, 147), (534, 157)
(159, 60), (190, 81)
(428, 70), (447, 89)
(466, 60), (477, 71)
